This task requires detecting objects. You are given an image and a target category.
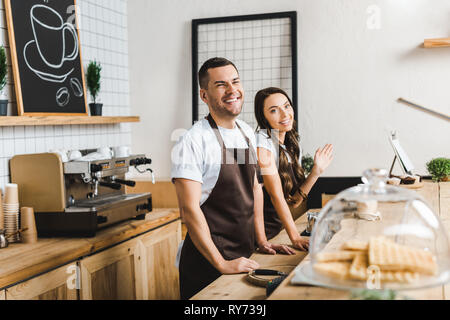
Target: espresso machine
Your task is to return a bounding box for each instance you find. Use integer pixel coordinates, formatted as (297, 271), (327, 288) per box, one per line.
(10, 149), (153, 237)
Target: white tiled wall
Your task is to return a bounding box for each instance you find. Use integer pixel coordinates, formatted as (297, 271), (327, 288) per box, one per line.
(0, 0), (131, 190)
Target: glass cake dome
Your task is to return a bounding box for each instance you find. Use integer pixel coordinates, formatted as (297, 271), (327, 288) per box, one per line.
(293, 168), (450, 291)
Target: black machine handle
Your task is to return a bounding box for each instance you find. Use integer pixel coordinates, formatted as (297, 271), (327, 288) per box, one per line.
(99, 181), (122, 190)
(114, 178), (136, 187)
(97, 216), (108, 224)
(136, 203), (151, 211)
(136, 198), (152, 212)
(130, 157), (152, 166)
(90, 164), (103, 173)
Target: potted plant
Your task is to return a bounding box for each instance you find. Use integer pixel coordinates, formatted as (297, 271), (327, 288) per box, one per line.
(86, 60), (102, 116)
(350, 289), (402, 300)
(426, 158), (450, 182)
(301, 153), (314, 176)
(0, 45), (8, 116)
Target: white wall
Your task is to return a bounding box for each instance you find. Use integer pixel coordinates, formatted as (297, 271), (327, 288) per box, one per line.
(128, 0), (450, 179)
(0, 0), (131, 190)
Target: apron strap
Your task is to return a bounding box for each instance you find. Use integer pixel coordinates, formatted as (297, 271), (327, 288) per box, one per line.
(206, 114), (226, 159)
(206, 114), (258, 167)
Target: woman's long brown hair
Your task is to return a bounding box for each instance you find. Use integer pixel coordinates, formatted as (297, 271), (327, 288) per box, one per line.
(254, 87), (305, 205)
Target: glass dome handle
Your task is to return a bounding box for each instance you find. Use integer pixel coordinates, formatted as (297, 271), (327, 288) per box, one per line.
(363, 168), (388, 192)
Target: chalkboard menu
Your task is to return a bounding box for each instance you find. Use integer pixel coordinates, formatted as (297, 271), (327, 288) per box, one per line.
(5, 0), (87, 115)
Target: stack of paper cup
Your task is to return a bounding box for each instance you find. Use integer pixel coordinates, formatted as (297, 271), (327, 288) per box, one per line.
(20, 207), (38, 244)
(3, 184), (20, 243)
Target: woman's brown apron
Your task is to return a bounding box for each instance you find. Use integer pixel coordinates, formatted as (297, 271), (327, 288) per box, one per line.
(262, 149), (300, 240)
(179, 114), (257, 300)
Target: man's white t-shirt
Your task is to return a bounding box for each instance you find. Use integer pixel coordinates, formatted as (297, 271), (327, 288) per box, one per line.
(171, 118), (257, 206)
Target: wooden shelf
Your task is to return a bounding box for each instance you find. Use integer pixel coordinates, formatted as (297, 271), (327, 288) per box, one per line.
(424, 37), (450, 48)
(0, 116), (140, 126)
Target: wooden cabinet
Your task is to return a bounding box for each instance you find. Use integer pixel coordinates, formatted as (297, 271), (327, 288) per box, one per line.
(0, 214), (181, 300)
(136, 219), (181, 300)
(79, 219), (181, 300)
(5, 263), (78, 300)
(79, 238), (142, 300)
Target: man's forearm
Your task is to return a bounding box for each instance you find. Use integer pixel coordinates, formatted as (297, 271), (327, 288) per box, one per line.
(183, 205), (226, 270)
(253, 182), (268, 246)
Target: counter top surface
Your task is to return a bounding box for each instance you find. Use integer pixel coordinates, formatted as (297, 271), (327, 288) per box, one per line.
(194, 181), (450, 300)
(0, 208), (180, 289)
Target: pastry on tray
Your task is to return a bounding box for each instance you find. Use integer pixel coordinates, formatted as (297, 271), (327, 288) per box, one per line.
(313, 237), (437, 283)
(388, 174), (421, 186)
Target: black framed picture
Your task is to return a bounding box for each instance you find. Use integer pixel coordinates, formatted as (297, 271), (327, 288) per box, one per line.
(5, 0), (88, 116)
(192, 11), (298, 130)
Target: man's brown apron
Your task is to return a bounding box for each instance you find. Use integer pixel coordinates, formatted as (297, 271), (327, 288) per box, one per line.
(179, 114), (257, 300)
(262, 148), (300, 240)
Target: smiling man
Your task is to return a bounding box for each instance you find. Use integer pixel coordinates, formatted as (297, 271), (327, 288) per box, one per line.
(171, 57), (293, 300)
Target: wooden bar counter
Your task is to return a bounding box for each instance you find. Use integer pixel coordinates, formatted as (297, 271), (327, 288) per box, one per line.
(0, 208), (181, 300)
(194, 181), (450, 300)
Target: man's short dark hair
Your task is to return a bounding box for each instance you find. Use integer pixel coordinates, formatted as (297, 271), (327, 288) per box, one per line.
(198, 57), (239, 89)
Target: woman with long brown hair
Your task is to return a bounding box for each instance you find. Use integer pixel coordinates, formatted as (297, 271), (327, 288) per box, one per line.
(254, 87), (333, 251)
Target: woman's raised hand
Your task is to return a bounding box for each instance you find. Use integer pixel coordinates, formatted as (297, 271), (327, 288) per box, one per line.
(312, 144), (333, 176)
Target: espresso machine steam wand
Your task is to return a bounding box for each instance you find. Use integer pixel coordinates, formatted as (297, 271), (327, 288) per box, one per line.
(132, 157), (155, 184)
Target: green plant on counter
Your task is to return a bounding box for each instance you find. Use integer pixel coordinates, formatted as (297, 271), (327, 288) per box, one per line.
(86, 60), (102, 104)
(301, 154), (314, 175)
(426, 158), (450, 182)
(0, 45), (7, 95)
(350, 289), (399, 300)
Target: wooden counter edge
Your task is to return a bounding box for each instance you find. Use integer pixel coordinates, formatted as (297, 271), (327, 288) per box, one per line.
(85, 209), (180, 254)
(0, 208), (180, 290)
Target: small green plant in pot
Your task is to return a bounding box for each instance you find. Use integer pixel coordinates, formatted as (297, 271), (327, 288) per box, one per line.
(301, 153), (314, 176)
(86, 60), (102, 116)
(426, 158), (450, 182)
(0, 45), (8, 116)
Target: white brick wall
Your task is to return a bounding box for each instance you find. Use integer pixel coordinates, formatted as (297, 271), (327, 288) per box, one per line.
(0, 0), (131, 190)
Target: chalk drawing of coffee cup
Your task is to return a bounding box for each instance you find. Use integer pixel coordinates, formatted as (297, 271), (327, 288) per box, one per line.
(56, 87), (70, 107)
(70, 78), (84, 97)
(31, 4), (79, 69)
